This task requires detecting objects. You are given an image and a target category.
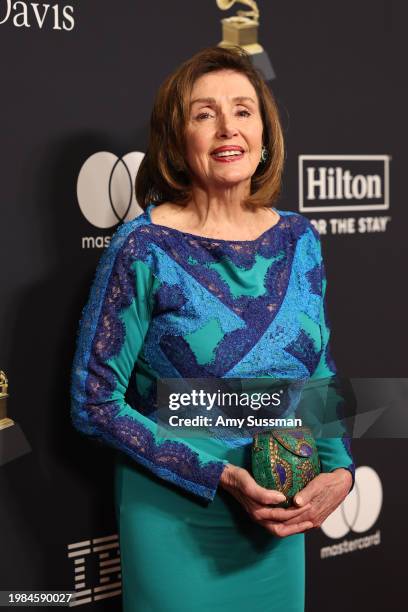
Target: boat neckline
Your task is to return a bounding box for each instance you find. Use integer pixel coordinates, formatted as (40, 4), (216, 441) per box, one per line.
(145, 202), (285, 244)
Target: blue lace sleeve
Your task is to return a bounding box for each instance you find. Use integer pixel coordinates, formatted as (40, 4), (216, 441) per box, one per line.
(309, 229), (356, 494)
(70, 221), (228, 502)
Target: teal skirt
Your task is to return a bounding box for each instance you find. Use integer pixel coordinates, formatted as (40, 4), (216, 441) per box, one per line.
(114, 443), (305, 612)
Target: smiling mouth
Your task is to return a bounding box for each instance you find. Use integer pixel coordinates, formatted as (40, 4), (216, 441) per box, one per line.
(211, 149), (245, 162)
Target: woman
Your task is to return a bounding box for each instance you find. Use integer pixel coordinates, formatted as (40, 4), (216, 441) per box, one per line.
(71, 46), (355, 611)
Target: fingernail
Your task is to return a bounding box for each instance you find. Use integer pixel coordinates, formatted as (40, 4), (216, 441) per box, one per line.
(277, 493), (286, 501)
(295, 496), (303, 505)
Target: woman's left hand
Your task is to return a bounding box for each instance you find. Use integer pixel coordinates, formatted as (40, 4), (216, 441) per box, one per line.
(282, 468), (353, 530)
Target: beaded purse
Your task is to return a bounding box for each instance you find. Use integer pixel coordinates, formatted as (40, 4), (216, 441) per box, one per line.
(251, 427), (321, 508)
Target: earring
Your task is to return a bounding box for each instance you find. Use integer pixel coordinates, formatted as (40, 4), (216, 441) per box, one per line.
(260, 145), (269, 163)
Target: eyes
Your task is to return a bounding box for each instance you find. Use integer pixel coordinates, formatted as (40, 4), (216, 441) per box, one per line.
(195, 109), (252, 121)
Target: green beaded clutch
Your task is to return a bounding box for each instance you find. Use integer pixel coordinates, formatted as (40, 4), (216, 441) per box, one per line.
(251, 427), (321, 508)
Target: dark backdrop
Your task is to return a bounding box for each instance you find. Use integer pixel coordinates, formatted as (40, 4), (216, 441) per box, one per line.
(1, 1), (406, 609)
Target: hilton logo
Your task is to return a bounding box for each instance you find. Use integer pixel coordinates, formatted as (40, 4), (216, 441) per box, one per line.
(299, 155), (390, 213)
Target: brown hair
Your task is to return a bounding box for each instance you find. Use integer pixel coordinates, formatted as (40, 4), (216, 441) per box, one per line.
(135, 45), (285, 211)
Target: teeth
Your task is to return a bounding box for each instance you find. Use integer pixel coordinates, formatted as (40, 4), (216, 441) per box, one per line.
(213, 150), (243, 157)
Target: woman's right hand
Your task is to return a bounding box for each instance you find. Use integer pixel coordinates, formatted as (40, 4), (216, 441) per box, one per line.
(219, 463), (314, 538)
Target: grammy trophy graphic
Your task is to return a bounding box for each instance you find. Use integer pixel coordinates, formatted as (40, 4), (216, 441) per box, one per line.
(0, 370), (31, 466)
(216, 0), (276, 80)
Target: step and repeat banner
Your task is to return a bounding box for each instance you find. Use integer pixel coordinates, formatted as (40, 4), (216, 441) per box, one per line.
(1, 1), (406, 610)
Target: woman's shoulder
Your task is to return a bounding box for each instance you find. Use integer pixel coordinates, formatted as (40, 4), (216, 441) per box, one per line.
(108, 207), (152, 243)
(276, 206), (314, 226)
(98, 207), (155, 270)
(277, 207), (321, 244)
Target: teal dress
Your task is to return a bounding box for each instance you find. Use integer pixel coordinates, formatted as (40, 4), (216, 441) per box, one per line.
(71, 202), (355, 612)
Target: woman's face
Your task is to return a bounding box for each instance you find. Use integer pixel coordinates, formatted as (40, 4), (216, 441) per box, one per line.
(184, 69), (264, 190)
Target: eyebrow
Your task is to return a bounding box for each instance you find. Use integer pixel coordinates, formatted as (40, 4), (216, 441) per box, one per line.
(190, 96), (256, 108)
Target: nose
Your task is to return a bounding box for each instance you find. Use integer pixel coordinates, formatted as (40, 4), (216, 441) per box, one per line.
(216, 112), (239, 139)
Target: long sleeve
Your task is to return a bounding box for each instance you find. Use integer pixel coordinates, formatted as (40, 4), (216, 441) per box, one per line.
(309, 230), (356, 494)
(70, 221), (228, 502)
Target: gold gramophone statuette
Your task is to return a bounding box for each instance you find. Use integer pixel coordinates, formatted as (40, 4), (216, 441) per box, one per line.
(216, 0), (263, 55)
(0, 370), (14, 430)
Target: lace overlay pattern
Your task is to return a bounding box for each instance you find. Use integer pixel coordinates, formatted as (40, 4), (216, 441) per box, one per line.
(71, 205), (355, 500)
(71, 217), (227, 500)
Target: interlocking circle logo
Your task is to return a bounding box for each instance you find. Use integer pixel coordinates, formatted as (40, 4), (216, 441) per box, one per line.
(321, 466), (382, 539)
(77, 151), (145, 228)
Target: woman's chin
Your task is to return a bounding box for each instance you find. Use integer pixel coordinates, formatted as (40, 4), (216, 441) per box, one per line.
(210, 171), (253, 188)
